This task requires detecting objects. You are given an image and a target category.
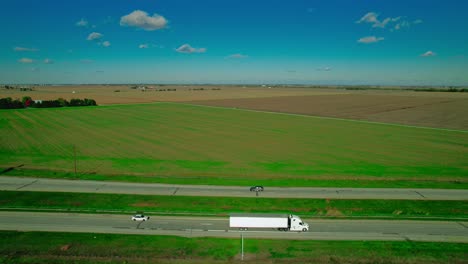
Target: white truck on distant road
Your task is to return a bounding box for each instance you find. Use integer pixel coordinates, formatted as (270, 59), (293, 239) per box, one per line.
(230, 213), (309, 232)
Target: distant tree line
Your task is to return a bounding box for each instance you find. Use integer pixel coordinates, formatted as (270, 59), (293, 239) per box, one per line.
(413, 87), (468, 92)
(156, 88), (177, 91)
(129, 85), (177, 92)
(0, 96), (97, 109)
(0, 98), (24, 109)
(2, 85), (35, 91)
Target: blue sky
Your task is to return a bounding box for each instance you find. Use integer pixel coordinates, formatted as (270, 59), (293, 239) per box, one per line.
(1, 0), (467, 85)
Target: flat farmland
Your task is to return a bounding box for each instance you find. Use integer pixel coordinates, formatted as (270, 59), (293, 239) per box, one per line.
(1, 103), (467, 187)
(187, 93), (468, 131)
(0, 85), (347, 105)
(2, 85), (466, 130)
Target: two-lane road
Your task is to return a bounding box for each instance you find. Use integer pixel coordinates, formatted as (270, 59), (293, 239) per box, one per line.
(0, 212), (466, 242)
(1, 176), (467, 200)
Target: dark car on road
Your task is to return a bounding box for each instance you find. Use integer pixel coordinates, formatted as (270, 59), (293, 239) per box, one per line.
(250, 186), (264, 192)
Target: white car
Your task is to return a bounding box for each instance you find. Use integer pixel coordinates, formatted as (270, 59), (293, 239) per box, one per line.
(132, 214), (150, 221)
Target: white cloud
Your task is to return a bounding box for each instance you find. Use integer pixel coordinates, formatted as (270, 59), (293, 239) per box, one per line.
(102, 41), (111, 47)
(14, 47), (38, 52)
(421, 51), (436, 57)
(120, 10), (168, 31)
(44, 58), (54, 64)
(227, 53), (248, 59)
(372, 17), (391, 28)
(176, 44), (206, 54)
(76, 18), (88, 27)
(393, 20), (411, 31)
(139, 43), (162, 49)
(357, 12), (418, 31)
(358, 36), (384, 44)
(391, 20), (422, 31)
(357, 12), (395, 28)
(87, 32), (103, 41)
(316, 67), (332, 71)
(356, 12), (379, 24)
(18, 58), (34, 63)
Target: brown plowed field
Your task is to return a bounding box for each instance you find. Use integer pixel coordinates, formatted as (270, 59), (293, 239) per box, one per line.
(2, 85), (467, 130)
(186, 93), (468, 130)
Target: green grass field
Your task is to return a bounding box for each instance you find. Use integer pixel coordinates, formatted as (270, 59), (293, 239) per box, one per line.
(1, 103), (467, 187)
(1, 191), (466, 219)
(1, 231), (466, 264)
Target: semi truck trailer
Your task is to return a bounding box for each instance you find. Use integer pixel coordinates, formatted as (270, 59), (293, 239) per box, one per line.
(229, 213), (309, 232)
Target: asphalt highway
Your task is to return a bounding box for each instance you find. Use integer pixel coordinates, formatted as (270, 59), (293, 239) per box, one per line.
(1, 176), (467, 200)
(0, 211), (466, 242)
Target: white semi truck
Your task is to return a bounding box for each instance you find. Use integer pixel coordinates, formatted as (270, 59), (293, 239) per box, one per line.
(229, 213), (309, 232)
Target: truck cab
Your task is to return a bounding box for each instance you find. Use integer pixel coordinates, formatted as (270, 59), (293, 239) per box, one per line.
(289, 215), (309, 232)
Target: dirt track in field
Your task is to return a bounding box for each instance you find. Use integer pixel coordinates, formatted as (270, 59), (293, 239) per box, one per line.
(186, 94), (468, 130)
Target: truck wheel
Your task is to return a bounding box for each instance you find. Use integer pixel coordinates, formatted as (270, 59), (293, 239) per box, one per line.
(302, 228), (307, 232)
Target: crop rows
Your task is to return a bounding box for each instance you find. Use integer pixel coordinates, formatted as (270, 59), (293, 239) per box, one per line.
(1, 103), (467, 183)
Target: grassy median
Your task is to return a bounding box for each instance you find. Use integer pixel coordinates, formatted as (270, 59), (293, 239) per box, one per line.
(0, 191), (466, 219)
(3, 168), (468, 189)
(0, 231), (467, 263)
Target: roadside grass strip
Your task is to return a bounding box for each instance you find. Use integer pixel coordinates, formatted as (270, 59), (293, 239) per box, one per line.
(2, 168), (468, 189)
(0, 191), (466, 220)
(0, 231), (466, 263)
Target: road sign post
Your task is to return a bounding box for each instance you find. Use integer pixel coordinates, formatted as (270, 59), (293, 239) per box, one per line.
(241, 232), (244, 261)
